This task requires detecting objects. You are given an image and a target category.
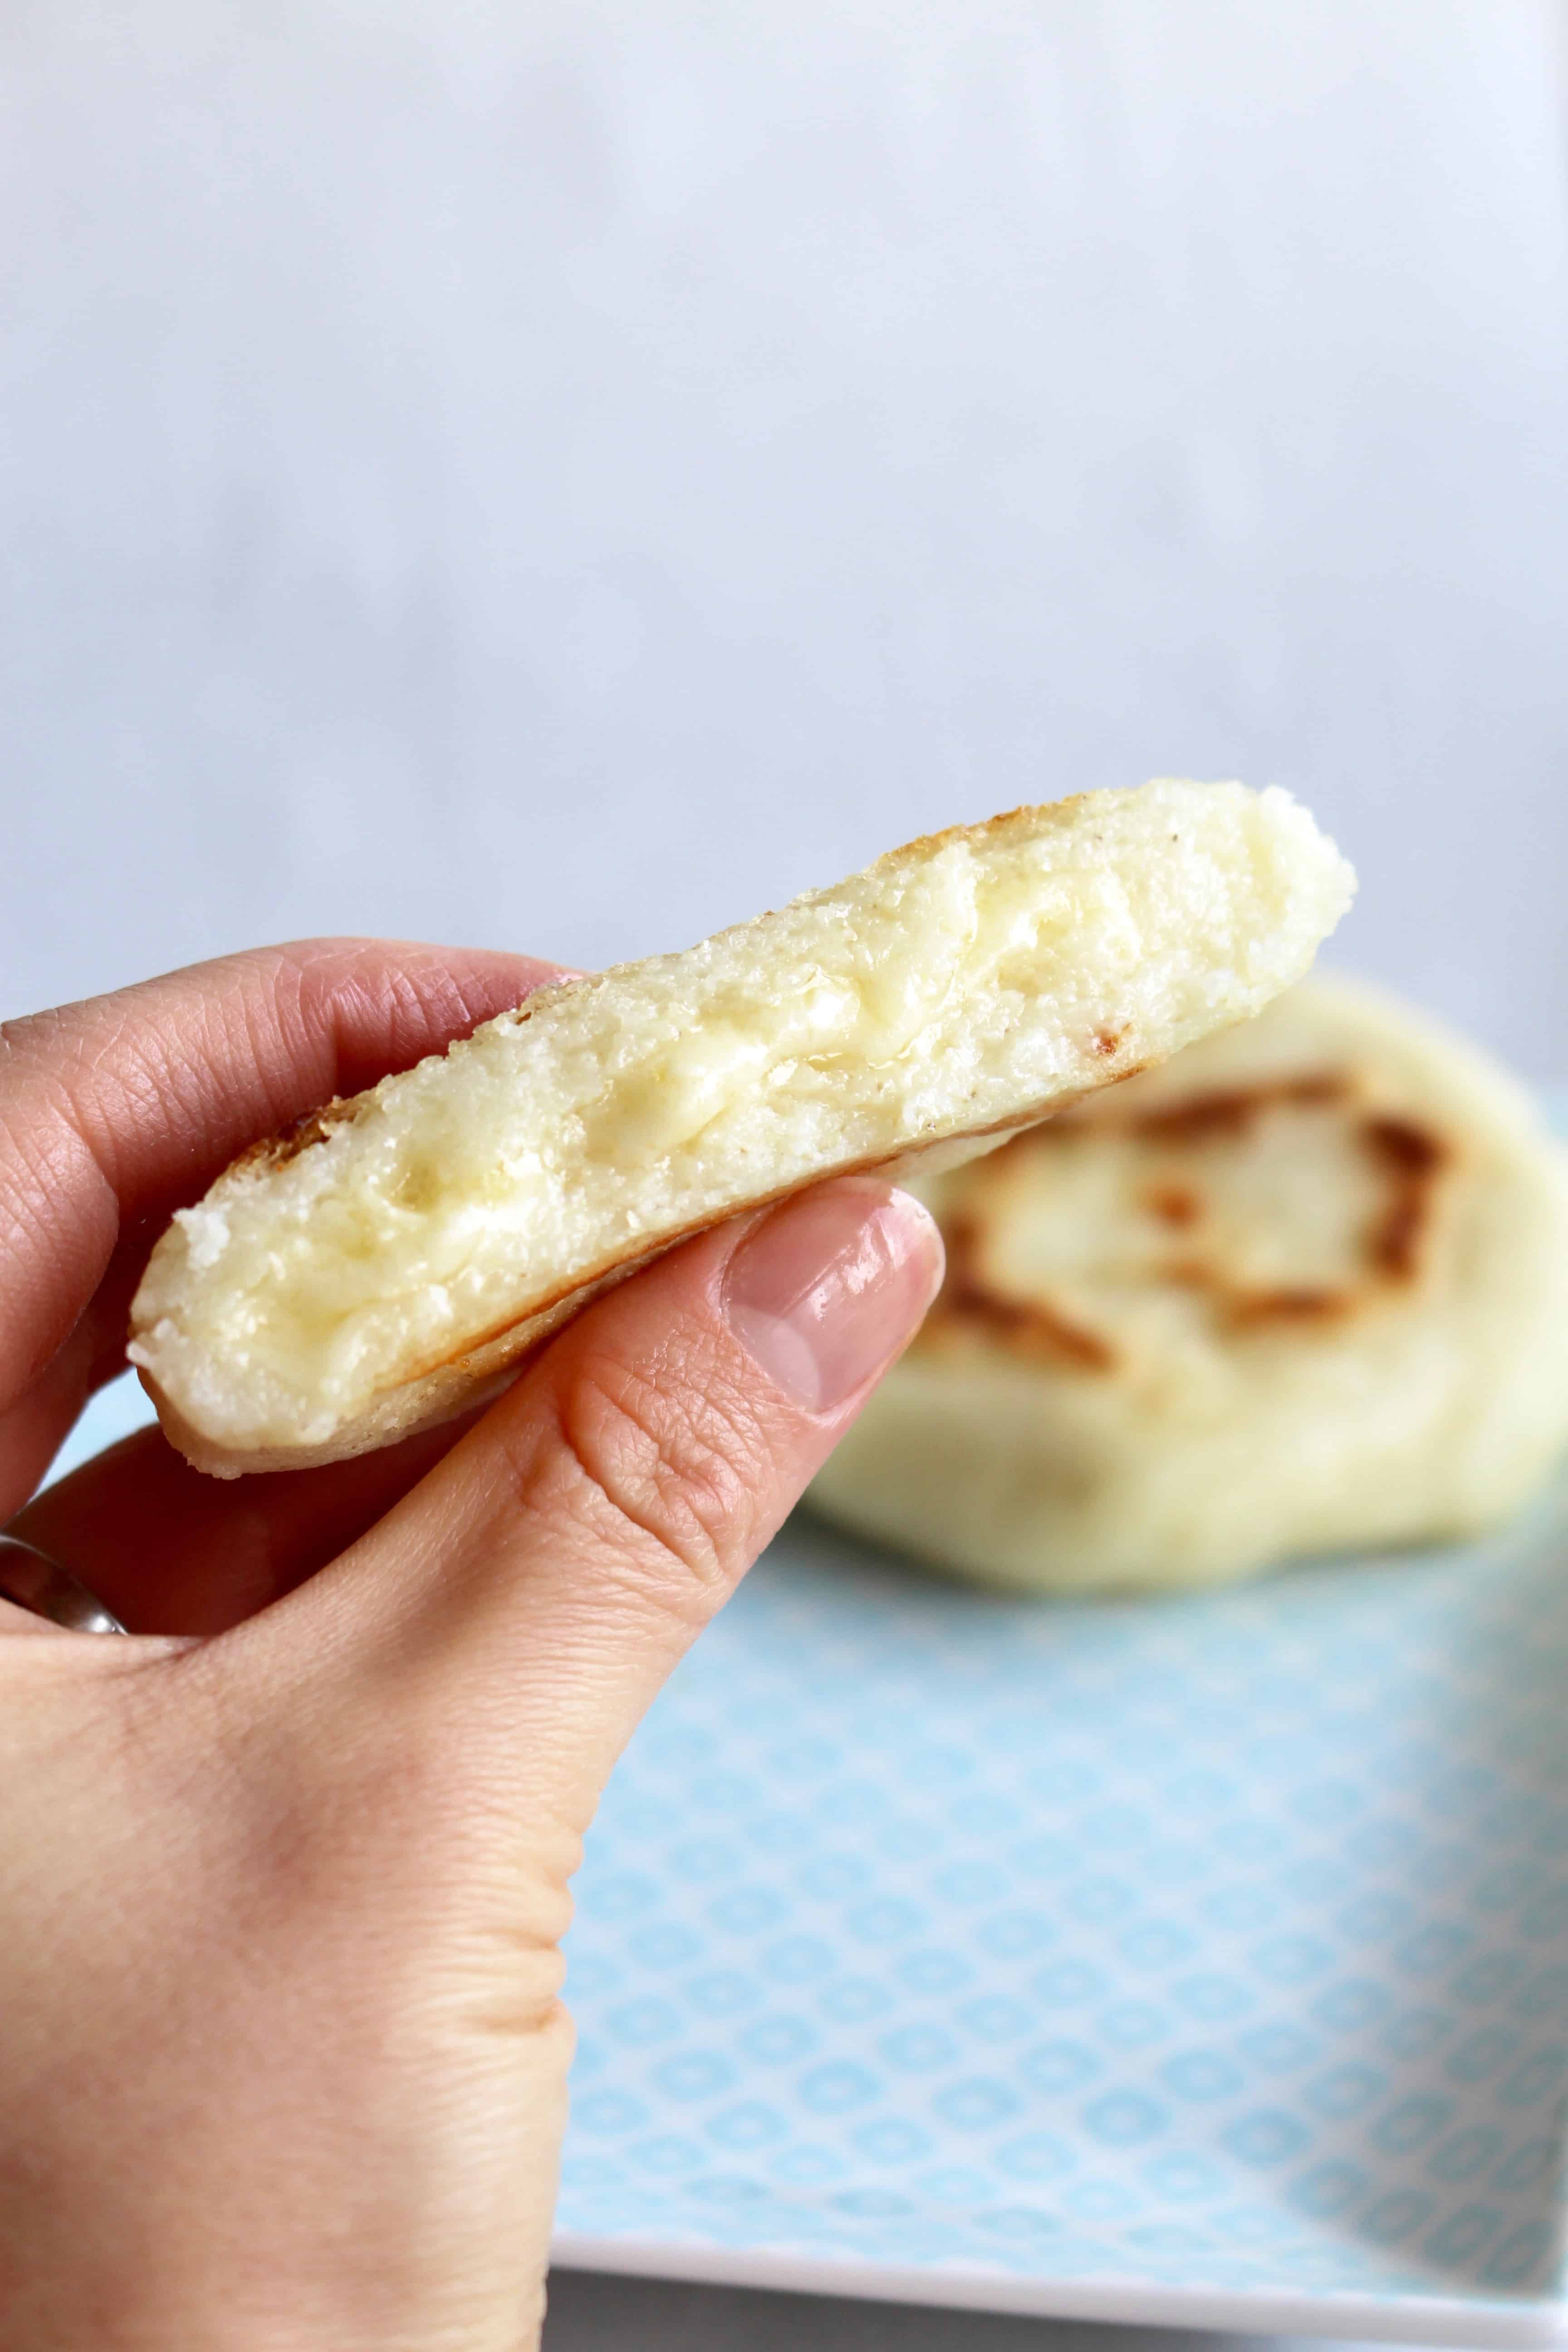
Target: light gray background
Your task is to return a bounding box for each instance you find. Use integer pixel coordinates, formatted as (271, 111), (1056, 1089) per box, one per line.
(8, 5), (1568, 2343)
(4, 0), (1567, 1071)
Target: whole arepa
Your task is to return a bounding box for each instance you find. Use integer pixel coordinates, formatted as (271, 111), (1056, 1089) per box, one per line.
(809, 978), (1568, 1590)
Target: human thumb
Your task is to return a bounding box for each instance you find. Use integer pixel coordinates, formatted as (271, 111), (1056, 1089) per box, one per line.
(237, 1177), (943, 1832)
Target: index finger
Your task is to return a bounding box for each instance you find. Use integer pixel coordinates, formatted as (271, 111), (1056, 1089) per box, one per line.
(0, 940), (562, 1507)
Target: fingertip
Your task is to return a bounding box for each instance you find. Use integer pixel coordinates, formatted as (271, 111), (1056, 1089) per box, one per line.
(721, 1178), (944, 1416)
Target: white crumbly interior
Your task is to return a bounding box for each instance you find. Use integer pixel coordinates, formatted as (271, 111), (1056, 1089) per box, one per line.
(129, 781), (1352, 1462)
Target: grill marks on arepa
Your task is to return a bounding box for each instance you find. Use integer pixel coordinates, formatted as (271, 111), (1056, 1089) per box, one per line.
(809, 976), (1568, 1593)
(916, 1071), (1453, 1374)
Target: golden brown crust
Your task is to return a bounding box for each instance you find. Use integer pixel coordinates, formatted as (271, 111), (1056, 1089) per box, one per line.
(865, 793), (1101, 876)
(926, 1213), (1120, 1371)
(225, 1098), (361, 1179)
(911, 1069), (1455, 1376)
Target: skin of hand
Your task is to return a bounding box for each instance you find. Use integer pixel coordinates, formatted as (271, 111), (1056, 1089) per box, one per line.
(0, 940), (942, 2352)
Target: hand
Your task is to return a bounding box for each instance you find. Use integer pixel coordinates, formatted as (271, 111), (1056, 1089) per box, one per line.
(0, 941), (941, 2350)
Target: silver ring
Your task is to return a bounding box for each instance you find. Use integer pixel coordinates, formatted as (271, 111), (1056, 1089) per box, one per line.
(0, 1534), (128, 1634)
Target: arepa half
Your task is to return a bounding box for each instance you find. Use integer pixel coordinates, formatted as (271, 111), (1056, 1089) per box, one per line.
(130, 780), (1352, 1475)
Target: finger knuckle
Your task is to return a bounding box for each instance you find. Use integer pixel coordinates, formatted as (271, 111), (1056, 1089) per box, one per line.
(543, 1344), (764, 1622)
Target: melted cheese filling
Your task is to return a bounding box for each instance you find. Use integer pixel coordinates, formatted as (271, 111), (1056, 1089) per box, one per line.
(128, 781), (1356, 1455)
